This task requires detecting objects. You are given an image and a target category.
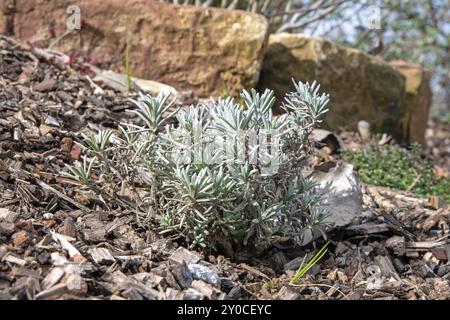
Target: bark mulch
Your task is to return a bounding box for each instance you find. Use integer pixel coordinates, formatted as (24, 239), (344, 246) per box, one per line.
(1, 35), (449, 300)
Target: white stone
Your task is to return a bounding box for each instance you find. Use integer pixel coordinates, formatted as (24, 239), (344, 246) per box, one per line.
(312, 162), (363, 228)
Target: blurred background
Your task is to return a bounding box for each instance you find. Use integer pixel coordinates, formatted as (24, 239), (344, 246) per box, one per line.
(162, 0), (450, 120)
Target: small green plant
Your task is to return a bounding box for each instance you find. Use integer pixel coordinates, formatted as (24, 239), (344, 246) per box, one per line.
(65, 80), (331, 253)
(66, 156), (96, 186)
(289, 241), (329, 285)
(342, 144), (450, 202)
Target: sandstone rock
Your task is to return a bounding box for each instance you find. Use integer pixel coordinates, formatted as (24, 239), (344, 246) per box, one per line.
(388, 60), (432, 145)
(258, 33), (407, 142)
(2, 0), (268, 97)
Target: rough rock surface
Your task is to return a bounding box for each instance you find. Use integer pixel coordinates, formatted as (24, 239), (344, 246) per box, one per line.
(312, 162), (362, 228)
(258, 33), (408, 142)
(389, 60), (432, 145)
(0, 0), (268, 98)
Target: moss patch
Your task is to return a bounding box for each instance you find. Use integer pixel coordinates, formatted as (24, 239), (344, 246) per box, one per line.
(342, 144), (450, 202)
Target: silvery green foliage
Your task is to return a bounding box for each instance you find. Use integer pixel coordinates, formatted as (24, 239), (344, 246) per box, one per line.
(66, 81), (330, 252)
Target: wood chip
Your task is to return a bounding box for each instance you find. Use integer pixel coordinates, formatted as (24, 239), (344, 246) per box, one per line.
(422, 208), (446, 231)
(2, 253), (27, 266)
(169, 247), (202, 265)
(445, 244), (450, 262)
(191, 280), (221, 300)
(103, 271), (161, 300)
(346, 222), (390, 235)
(366, 186), (396, 212)
(385, 236), (405, 256)
(11, 230), (30, 248)
(374, 255), (397, 277)
(35, 283), (68, 300)
(0, 222), (15, 237)
(431, 247), (447, 261)
(165, 288), (184, 300)
(41, 267), (65, 290)
(83, 228), (106, 243)
(406, 240), (446, 250)
(88, 247), (115, 265)
(59, 217), (77, 238)
(167, 261), (193, 289)
(0, 246), (7, 259)
(238, 263), (270, 280)
(66, 273), (88, 295)
(36, 179), (90, 212)
(51, 231), (86, 262)
(183, 288), (205, 300)
(427, 196), (446, 210)
(121, 287), (144, 300)
(25, 277), (41, 300)
(33, 78), (58, 92)
(284, 256), (304, 271)
(51, 252), (69, 266)
(274, 286), (301, 300)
